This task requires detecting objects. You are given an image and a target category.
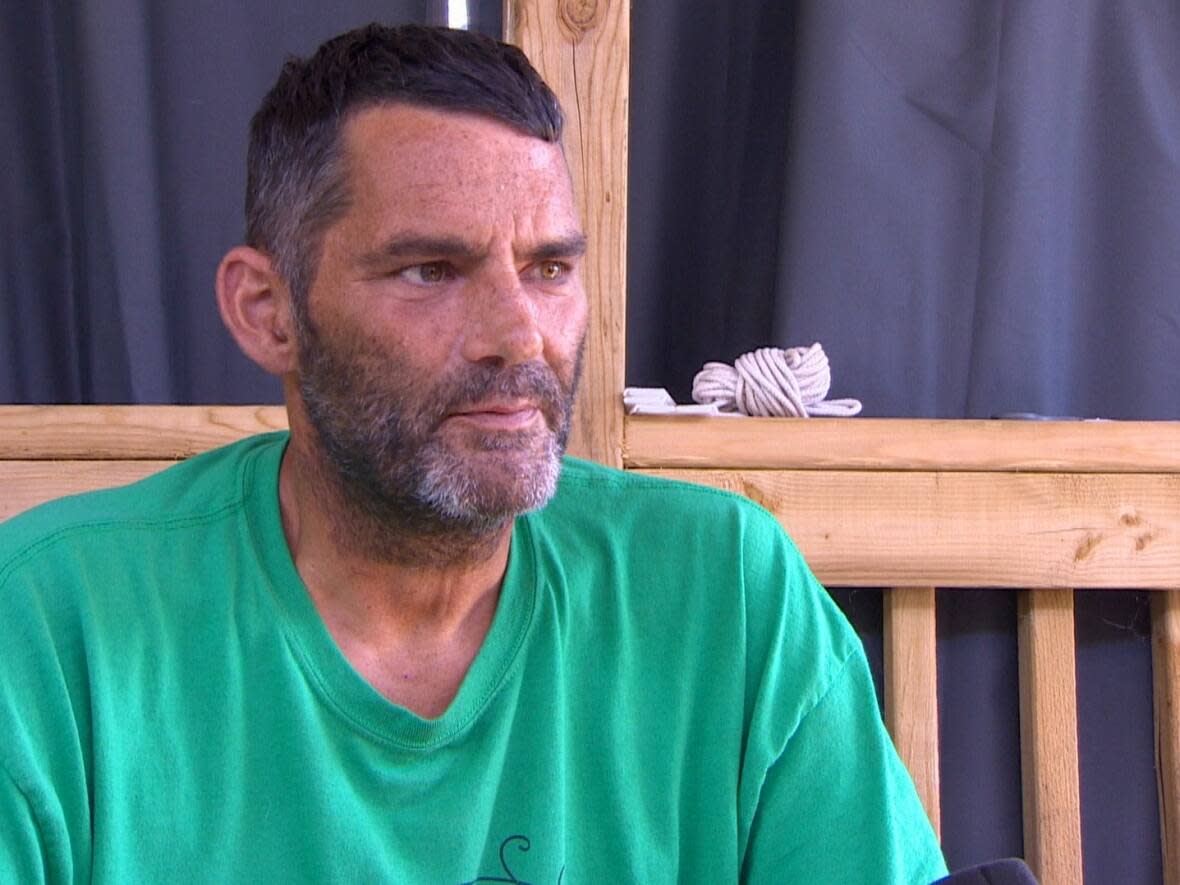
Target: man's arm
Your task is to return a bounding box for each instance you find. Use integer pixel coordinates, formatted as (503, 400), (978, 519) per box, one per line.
(1, 548), (89, 885)
(1, 760), (53, 884)
(740, 648), (947, 884)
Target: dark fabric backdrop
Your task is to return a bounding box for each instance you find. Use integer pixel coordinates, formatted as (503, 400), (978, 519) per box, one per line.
(4, 1), (1176, 881)
(1, 0), (438, 404)
(628, 0), (1180, 421)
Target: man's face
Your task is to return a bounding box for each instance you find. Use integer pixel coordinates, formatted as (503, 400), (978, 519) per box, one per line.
(294, 104), (588, 530)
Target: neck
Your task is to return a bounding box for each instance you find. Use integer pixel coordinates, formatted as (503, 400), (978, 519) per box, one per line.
(278, 430), (514, 640)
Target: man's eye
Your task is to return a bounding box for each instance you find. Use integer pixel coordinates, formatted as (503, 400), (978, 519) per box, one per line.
(398, 262), (451, 285)
(537, 261), (567, 282)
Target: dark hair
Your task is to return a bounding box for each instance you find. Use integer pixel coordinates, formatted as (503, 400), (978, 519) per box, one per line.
(244, 23), (564, 324)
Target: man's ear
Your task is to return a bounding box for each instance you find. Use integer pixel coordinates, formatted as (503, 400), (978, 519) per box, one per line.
(216, 246), (299, 376)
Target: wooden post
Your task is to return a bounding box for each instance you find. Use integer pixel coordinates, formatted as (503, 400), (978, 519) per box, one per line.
(884, 586), (942, 837)
(505, 0), (629, 468)
(1153, 590), (1180, 885)
(1018, 589), (1084, 884)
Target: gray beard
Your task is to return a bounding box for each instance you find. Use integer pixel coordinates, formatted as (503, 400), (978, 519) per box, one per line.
(296, 322), (580, 567)
(411, 424), (565, 523)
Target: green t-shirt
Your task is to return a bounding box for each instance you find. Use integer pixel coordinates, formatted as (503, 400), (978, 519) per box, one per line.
(0, 433), (945, 883)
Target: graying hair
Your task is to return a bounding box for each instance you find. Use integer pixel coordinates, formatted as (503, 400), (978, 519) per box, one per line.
(243, 23), (564, 328)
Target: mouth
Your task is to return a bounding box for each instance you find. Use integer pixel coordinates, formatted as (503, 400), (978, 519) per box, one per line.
(446, 401), (543, 431)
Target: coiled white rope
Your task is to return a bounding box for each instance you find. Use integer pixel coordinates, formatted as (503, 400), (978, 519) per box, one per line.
(692, 343), (862, 417)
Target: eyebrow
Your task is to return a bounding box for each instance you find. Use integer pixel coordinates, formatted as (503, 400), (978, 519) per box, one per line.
(523, 234), (588, 263)
(361, 232), (588, 267)
(362, 235), (479, 266)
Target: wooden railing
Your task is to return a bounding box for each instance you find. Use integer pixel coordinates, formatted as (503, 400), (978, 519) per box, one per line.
(2, 406), (1178, 883)
(627, 414), (1180, 884)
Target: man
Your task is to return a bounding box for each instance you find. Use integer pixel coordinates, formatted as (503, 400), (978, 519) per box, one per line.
(0, 23), (945, 883)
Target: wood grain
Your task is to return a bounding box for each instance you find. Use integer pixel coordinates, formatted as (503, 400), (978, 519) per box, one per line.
(0, 461), (177, 522)
(641, 469), (1180, 588)
(1018, 589), (1084, 885)
(0, 405), (287, 459)
(507, 0), (629, 468)
(625, 415), (1180, 472)
(1154, 591), (1180, 885)
(883, 586), (941, 837)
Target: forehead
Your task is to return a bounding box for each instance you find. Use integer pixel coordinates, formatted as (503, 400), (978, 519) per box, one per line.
(337, 104), (578, 239)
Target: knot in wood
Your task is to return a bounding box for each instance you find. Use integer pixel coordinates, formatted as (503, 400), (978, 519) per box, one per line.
(560, 0), (605, 36)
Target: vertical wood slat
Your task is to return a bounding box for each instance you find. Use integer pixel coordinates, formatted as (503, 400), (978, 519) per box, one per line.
(883, 586), (942, 837)
(506, 0), (630, 469)
(1153, 590), (1180, 885)
(1018, 589), (1084, 885)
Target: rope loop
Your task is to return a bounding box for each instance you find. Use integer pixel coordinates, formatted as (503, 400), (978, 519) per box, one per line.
(691, 343), (862, 418)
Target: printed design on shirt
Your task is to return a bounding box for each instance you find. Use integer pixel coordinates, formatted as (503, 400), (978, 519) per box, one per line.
(457, 834), (565, 884)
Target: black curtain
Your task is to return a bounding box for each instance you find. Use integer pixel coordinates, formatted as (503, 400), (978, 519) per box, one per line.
(3, 1), (1175, 881)
(0, 0), (443, 404)
(629, 1), (1180, 422)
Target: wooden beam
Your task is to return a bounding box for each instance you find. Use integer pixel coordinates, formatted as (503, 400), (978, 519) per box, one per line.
(1018, 589), (1083, 885)
(0, 405), (286, 460)
(1154, 590), (1180, 885)
(625, 415), (1180, 473)
(506, 0), (629, 468)
(642, 469), (1180, 588)
(0, 461), (177, 521)
(884, 586), (941, 837)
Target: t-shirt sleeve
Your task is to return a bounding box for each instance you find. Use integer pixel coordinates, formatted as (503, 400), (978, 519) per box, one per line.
(0, 761), (50, 885)
(729, 505), (947, 884)
(740, 648), (948, 884)
(0, 555), (88, 885)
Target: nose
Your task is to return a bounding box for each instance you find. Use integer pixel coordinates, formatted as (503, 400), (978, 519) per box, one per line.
(459, 270), (545, 367)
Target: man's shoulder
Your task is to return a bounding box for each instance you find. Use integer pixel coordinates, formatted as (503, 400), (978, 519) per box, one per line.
(0, 432), (284, 586)
(542, 456), (808, 594)
(553, 455), (777, 525)
(543, 455), (855, 653)
(547, 456), (797, 568)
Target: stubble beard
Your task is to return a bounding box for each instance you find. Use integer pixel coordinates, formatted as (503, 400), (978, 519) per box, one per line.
(296, 317), (582, 566)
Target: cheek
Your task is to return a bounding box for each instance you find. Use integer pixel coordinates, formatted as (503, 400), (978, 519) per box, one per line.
(381, 302), (466, 363)
(542, 296), (589, 361)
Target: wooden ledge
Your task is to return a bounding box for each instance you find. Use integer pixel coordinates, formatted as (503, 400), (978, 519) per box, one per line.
(0, 405), (288, 460)
(624, 415), (1180, 473)
(642, 468), (1180, 588)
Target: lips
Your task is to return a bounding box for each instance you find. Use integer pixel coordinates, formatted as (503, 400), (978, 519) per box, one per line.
(446, 401), (542, 430)
(436, 362), (568, 434)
